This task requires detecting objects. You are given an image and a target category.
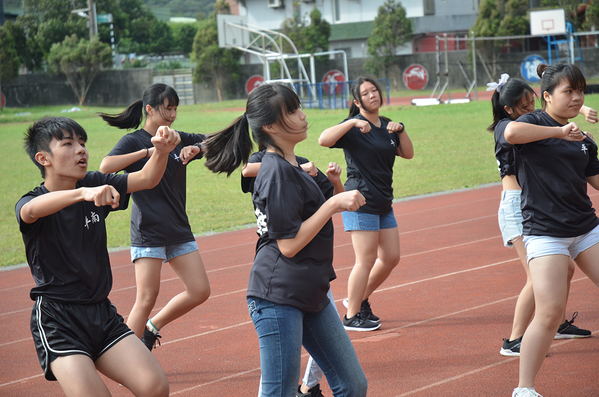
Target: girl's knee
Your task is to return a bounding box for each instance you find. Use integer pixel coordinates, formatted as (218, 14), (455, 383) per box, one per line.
(190, 285), (210, 305)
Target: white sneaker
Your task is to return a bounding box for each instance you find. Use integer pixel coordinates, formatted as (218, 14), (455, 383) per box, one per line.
(342, 298), (349, 308)
(512, 387), (543, 397)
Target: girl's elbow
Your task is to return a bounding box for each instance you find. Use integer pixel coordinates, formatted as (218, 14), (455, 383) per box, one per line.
(318, 137), (330, 147)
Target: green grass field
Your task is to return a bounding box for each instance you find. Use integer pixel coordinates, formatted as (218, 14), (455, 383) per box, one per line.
(2, 93), (599, 267)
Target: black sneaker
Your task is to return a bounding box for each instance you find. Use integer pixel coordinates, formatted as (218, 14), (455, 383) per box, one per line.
(500, 336), (522, 357)
(342, 298), (380, 323)
(555, 312), (592, 339)
(141, 327), (162, 351)
(296, 383), (325, 397)
(343, 313), (381, 332)
(360, 298), (380, 323)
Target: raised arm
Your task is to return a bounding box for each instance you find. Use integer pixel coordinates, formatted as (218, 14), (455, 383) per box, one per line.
(126, 126), (180, 193)
(20, 185), (122, 224)
(241, 162), (261, 178)
(325, 162), (345, 195)
(99, 148), (154, 174)
(387, 122), (414, 159)
(505, 121), (585, 145)
(319, 119), (370, 147)
(276, 190), (365, 258)
(580, 105), (598, 124)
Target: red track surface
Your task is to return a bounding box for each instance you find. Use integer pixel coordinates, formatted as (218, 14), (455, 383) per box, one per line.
(1, 184), (598, 396)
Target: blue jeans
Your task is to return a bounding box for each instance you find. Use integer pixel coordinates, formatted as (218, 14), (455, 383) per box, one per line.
(248, 297), (367, 397)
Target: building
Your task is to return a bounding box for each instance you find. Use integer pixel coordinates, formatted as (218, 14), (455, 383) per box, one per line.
(235, 0), (480, 57)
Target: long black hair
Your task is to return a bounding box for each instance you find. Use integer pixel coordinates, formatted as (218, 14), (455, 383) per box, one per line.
(488, 78), (535, 132)
(204, 84), (302, 176)
(98, 83), (179, 130)
(537, 63), (586, 109)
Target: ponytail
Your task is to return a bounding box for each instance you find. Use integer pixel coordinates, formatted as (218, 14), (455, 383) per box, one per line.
(487, 77), (534, 132)
(204, 83), (301, 176)
(98, 100), (144, 130)
(204, 115), (254, 176)
(98, 83), (179, 130)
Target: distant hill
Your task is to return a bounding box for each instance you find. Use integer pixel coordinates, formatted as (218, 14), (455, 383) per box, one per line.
(142, 0), (215, 20)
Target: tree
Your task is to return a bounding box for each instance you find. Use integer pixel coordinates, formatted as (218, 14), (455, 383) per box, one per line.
(171, 23), (199, 54)
(192, 0), (241, 102)
(583, 0), (599, 31)
(471, 0), (529, 78)
(47, 35), (113, 105)
(364, 0), (412, 90)
(542, 0), (585, 31)
(277, 7), (330, 79)
(0, 26), (20, 110)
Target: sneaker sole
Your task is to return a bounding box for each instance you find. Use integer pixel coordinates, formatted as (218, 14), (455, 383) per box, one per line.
(554, 333), (591, 339)
(342, 298), (381, 323)
(500, 348), (520, 357)
(343, 323), (381, 332)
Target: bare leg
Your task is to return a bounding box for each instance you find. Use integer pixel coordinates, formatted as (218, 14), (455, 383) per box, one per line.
(518, 254), (569, 388)
(127, 257), (163, 338)
(50, 355), (112, 397)
(150, 250), (210, 330)
(508, 237), (535, 341)
(362, 227), (400, 299)
(346, 231), (378, 318)
(96, 334), (169, 397)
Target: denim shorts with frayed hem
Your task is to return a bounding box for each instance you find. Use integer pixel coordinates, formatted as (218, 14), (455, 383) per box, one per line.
(498, 190), (523, 247)
(131, 240), (198, 263)
(342, 209), (397, 232)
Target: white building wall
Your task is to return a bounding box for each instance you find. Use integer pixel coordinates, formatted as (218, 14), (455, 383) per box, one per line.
(240, 0), (424, 29)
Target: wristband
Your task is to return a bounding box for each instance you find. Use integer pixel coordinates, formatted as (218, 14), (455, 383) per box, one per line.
(194, 142), (204, 159)
(398, 123), (405, 133)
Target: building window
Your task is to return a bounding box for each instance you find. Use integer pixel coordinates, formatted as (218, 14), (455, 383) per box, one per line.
(334, 0), (341, 22)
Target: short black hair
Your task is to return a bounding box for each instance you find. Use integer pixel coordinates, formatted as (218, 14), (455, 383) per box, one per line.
(24, 116), (88, 178)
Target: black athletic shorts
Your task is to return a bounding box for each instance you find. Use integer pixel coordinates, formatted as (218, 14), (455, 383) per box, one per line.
(30, 296), (133, 381)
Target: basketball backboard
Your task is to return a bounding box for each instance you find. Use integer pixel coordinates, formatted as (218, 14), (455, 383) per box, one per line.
(217, 14), (250, 48)
(529, 9), (566, 36)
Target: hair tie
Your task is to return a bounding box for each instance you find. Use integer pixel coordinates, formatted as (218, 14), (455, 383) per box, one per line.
(486, 73), (510, 93)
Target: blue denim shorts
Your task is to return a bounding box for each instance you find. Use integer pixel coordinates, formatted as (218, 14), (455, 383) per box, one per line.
(498, 190), (523, 247)
(524, 223), (599, 263)
(131, 240), (198, 263)
(342, 209), (398, 232)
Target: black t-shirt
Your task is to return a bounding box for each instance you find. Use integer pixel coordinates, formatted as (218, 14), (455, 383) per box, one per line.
(514, 111), (599, 237)
(248, 152), (336, 313)
(494, 118), (516, 178)
(107, 129), (205, 246)
(16, 172), (129, 304)
(241, 150), (321, 194)
(330, 113), (400, 215)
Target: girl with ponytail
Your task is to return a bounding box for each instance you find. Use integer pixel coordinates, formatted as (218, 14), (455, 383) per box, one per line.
(204, 83), (368, 397)
(504, 64), (599, 397)
(98, 83), (211, 351)
(318, 75), (414, 331)
(489, 75), (594, 359)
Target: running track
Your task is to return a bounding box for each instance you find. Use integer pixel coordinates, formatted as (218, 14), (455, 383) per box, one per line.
(1, 184), (598, 396)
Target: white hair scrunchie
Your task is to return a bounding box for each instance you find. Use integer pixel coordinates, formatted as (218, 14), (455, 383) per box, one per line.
(486, 73), (510, 93)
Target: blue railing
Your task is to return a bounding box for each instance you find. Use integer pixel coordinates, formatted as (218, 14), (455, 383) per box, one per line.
(293, 79), (390, 110)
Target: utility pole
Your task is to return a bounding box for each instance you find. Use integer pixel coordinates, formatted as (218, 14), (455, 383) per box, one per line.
(88, 0), (96, 40)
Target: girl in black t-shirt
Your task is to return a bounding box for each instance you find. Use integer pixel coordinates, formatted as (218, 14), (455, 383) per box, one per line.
(204, 83), (368, 397)
(489, 76), (595, 358)
(98, 84), (211, 351)
(319, 75), (414, 331)
(504, 64), (599, 397)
